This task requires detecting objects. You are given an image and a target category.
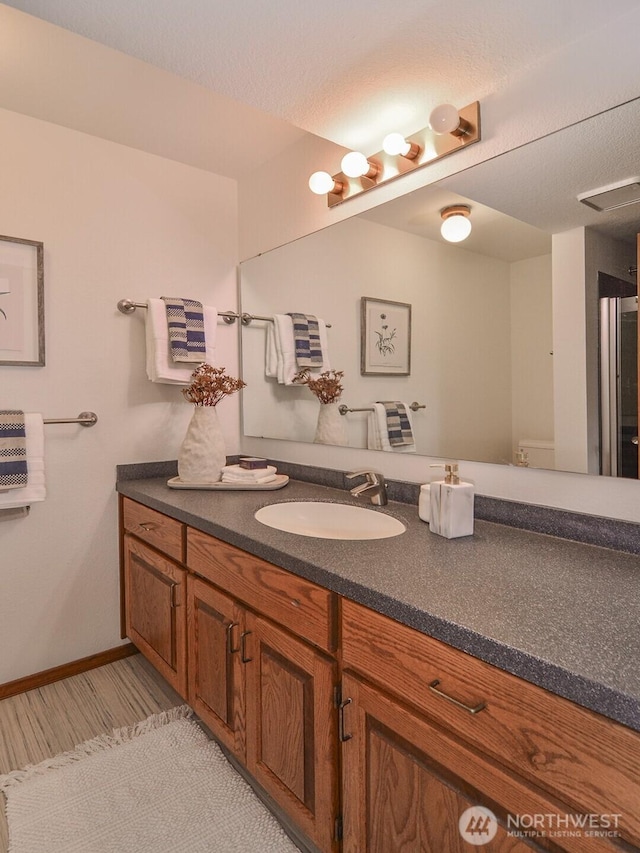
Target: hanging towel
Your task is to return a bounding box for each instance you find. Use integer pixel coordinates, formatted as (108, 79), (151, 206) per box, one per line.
(161, 297), (207, 363)
(0, 410), (28, 489)
(367, 403), (416, 453)
(145, 299), (218, 385)
(381, 401), (415, 447)
(287, 313), (323, 367)
(271, 315), (332, 385)
(0, 413), (46, 509)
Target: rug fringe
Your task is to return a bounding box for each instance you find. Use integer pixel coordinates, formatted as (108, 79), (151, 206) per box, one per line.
(0, 704), (193, 794)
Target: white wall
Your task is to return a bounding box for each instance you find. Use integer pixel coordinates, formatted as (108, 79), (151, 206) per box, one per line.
(0, 107), (239, 683)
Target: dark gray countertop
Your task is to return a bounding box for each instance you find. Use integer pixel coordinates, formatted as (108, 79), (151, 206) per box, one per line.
(117, 474), (640, 733)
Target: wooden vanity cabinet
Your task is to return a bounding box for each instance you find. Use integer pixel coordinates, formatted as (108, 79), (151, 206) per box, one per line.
(186, 528), (339, 853)
(122, 532), (187, 696)
(341, 598), (640, 853)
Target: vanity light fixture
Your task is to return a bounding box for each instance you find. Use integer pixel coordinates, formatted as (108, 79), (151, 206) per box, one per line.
(308, 101), (480, 207)
(440, 205), (472, 242)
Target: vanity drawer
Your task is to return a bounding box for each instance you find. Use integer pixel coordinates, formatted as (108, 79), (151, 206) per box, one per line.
(342, 597), (640, 847)
(187, 528), (336, 653)
(122, 497), (185, 562)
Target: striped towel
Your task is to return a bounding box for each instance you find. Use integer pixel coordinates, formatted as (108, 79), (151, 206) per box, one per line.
(161, 297), (206, 363)
(0, 410), (28, 489)
(380, 402), (415, 447)
(287, 313), (323, 367)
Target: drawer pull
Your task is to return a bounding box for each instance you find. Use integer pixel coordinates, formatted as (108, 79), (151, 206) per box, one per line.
(240, 630), (253, 664)
(338, 697), (353, 742)
(139, 521), (160, 531)
(226, 622), (240, 655)
(429, 679), (486, 715)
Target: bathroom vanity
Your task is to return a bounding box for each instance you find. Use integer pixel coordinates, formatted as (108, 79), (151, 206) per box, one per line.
(117, 469), (640, 852)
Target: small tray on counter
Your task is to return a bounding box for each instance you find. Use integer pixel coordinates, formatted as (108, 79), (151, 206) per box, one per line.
(167, 474), (289, 491)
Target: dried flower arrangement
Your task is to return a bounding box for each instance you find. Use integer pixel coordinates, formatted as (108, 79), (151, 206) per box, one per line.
(293, 368), (344, 404)
(182, 363), (246, 407)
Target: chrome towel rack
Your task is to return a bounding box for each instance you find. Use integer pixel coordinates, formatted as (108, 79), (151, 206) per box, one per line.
(44, 412), (98, 427)
(117, 300), (331, 327)
(339, 402), (425, 416)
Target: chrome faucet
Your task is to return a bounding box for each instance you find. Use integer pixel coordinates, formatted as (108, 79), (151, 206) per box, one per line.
(347, 470), (388, 506)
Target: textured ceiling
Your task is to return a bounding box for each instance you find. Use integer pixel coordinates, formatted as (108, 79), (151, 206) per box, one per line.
(4, 0), (640, 158)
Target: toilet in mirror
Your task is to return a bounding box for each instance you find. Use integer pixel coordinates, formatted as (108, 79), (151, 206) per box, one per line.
(240, 97), (640, 479)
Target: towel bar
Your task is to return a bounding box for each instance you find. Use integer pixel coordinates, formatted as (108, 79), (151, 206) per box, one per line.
(44, 412), (98, 427)
(117, 300), (331, 327)
(0, 506), (30, 520)
(339, 402), (425, 416)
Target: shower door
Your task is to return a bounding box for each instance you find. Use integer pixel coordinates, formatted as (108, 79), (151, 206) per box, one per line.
(600, 295), (638, 477)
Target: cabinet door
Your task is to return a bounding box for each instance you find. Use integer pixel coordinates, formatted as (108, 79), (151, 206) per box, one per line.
(186, 575), (246, 761)
(123, 534), (187, 696)
(340, 673), (599, 853)
(245, 613), (338, 853)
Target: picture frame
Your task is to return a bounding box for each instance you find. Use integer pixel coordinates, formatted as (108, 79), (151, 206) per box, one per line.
(360, 296), (411, 375)
(0, 235), (45, 366)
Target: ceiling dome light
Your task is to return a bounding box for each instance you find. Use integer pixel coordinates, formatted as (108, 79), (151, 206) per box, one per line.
(340, 151), (379, 179)
(382, 133), (421, 160)
(440, 205), (472, 242)
(308, 171), (343, 195)
(429, 104), (470, 137)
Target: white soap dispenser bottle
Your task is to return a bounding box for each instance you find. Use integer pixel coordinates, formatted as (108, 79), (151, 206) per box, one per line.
(429, 462), (474, 539)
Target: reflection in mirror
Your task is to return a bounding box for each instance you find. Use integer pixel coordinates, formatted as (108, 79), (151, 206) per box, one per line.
(240, 98), (640, 477)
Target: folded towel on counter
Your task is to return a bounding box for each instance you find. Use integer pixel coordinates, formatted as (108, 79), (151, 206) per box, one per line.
(0, 410), (28, 489)
(145, 299), (218, 384)
(269, 314), (331, 385)
(287, 313), (323, 367)
(367, 402), (416, 453)
(0, 413), (46, 508)
(221, 464), (278, 485)
(160, 297), (206, 363)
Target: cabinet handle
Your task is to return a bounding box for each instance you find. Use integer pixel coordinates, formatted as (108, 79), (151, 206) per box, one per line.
(170, 583), (180, 608)
(226, 622), (240, 654)
(338, 697), (353, 742)
(428, 679), (486, 715)
(139, 521), (160, 531)
(240, 630), (253, 663)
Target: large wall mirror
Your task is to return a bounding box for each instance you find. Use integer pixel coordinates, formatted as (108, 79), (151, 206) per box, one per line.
(240, 97), (640, 477)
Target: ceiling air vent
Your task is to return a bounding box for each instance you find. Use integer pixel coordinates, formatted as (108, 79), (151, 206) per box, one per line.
(577, 178), (640, 212)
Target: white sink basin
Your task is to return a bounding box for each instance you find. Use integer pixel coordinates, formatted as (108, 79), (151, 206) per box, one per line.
(254, 501), (406, 540)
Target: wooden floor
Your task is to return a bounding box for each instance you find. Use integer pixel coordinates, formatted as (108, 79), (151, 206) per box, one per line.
(0, 654), (183, 853)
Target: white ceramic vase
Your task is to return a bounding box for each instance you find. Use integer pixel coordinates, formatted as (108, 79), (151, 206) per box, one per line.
(178, 406), (226, 483)
(314, 402), (348, 446)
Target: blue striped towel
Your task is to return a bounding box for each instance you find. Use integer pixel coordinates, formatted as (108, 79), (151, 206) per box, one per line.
(380, 402), (414, 447)
(161, 297), (207, 363)
(0, 410), (28, 489)
(287, 313), (323, 367)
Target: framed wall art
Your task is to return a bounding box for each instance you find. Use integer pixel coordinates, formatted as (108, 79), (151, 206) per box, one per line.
(360, 296), (411, 375)
(0, 235), (44, 366)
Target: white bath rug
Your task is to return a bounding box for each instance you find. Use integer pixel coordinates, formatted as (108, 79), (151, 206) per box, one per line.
(0, 705), (299, 853)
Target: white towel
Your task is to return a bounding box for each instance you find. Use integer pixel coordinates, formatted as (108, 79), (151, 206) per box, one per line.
(271, 314), (331, 385)
(145, 298), (218, 385)
(0, 413), (46, 508)
(367, 403), (416, 453)
(221, 464), (277, 480)
(221, 472), (278, 485)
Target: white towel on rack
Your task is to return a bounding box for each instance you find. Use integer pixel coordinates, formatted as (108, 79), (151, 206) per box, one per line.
(0, 413), (46, 509)
(367, 403), (416, 453)
(271, 314), (331, 385)
(145, 298), (218, 385)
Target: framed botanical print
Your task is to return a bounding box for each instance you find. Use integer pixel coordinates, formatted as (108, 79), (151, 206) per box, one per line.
(0, 235), (45, 366)
(360, 296), (411, 376)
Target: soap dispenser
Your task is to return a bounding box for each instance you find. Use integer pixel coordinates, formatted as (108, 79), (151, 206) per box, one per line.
(429, 463), (474, 539)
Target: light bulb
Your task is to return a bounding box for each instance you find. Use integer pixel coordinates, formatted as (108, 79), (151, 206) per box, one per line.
(383, 133), (411, 156)
(440, 214), (472, 243)
(429, 104), (462, 135)
(341, 151), (372, 178)
(308, 171), (336, 195)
